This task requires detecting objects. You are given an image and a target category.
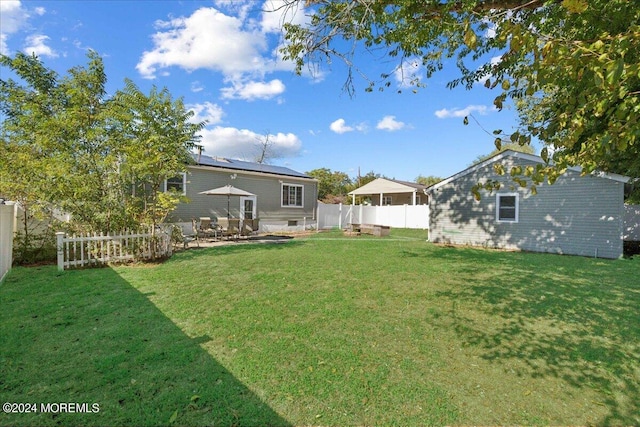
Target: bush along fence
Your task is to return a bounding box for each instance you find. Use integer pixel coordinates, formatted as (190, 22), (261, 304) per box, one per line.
(56, 229), (172, 271)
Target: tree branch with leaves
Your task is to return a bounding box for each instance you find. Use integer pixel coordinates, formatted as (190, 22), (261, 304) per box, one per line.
(282, 0), (640, 194)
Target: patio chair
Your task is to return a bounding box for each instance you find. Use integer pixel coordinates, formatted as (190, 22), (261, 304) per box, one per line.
(218, 218), (240, 240)
(198, 217), (218, 240)
(172, 223), (198, 249)
(241, 218), (260, 236)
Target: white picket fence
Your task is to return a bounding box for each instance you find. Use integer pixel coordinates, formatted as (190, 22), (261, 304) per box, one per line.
(0, 202), (16, 282)
(56, 229), (172, 271)
(317, 203), (429, 230)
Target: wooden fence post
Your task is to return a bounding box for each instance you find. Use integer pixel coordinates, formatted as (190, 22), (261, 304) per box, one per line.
(56, 232), (65, 271)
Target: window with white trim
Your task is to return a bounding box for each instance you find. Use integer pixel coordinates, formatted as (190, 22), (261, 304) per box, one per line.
(282, 183), (303, 207)
(496, 193), (518, 223)
(164, 173), (187, 195)
(382, 196), (393, 206)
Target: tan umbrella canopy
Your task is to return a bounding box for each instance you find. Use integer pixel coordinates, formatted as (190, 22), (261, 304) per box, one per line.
(199, 185), (255, 220)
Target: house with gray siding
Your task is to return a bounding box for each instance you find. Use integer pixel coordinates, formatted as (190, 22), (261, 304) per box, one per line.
(167, 154), (318, 232)
(426, 150), (630, 259)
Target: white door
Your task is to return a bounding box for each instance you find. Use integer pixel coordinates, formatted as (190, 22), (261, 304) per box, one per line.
(240, 196), (257, 220)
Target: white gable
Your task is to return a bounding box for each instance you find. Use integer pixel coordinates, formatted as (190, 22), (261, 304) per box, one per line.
(349, 178), (418, 195)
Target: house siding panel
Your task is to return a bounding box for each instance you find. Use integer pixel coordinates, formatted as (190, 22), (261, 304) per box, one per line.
(429, 156), (624, 259)
(168, 166), (317, 226)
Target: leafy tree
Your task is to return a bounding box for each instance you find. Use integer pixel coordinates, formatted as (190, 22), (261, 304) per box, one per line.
(355, 171), (382, 188)
(111, 79), (204, 233)
(469, 142), (536, 166)
(281, 0), (640, 190)
(517, 86), (640, 201)
(0, 51), (119, 261)
(307, 167), (352, 201)
(1, 53), (204, 245)
(415, 175), (443, 187)
(0, 53), (54, 257)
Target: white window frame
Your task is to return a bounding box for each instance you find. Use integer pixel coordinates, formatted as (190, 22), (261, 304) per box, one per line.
(164, 173), (187, 196)
(281, 183), (304, 208)
(496, 193), (519, 223)
(382, 195), (393, 206)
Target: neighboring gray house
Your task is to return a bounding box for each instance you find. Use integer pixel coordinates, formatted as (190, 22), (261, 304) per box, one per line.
(167, 154), (318, 231)
(427, 150), (630, 259)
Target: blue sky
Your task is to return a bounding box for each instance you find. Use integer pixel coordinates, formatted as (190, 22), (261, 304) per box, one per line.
(0, 0), (536, 182)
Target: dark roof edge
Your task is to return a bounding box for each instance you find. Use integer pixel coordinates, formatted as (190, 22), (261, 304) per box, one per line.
(426, 150), (630, 192)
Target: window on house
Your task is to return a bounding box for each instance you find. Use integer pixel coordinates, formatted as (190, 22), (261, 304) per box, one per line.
(382, 196), (393, 206)
(282, 184), (303, 207)
(496, 193), (518, 222)
(165, 173), (187, 195)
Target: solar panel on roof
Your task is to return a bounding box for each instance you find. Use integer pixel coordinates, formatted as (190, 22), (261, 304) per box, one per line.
(191, 154), (311, 179)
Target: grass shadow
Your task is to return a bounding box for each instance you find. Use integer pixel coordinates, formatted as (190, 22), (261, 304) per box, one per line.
(431, 248), (640, 426)
(0, 266), (290, 427)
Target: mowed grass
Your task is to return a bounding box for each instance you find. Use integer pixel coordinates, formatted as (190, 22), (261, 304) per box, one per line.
(1, 229), (638, 426)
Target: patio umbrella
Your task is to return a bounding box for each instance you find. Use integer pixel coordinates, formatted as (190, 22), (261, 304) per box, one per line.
(199, 184), (255, 220)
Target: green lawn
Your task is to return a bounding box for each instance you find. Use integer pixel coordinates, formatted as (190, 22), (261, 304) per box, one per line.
(1, 230), (638, 426)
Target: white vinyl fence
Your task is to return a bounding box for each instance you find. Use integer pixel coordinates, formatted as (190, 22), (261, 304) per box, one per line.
(56, 229), (172, 271)
(624, 204), (640, 241)
(0, 202), (16, 282)
(317, 203), (429, 230)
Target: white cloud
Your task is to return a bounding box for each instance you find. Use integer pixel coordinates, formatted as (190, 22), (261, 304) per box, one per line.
(190, 81), (204, 93)
(199, 126), (302, 159)
(136, 5), (299, 83)
(376, 115), (405, 131)
(187, 102), (224, 126)
(34, 6), (46, 16)
(0, 0), (28, 54)
(136, 1), (311, 100)
(220, 79), (285, 101)
(490, 55), (502, 67)
(137, 7), (270, 79)
(24, 34), (58, 58)
(261, 0), (308, 33)
(330, 118), (368, 134)
(434, 105), (494, 119)
(0, 35), (8, 56)
(330, 118), (353, 134)
(394, 58), (423, 88)
(0, 1), (27, 33)
(483, 18), (497, 39)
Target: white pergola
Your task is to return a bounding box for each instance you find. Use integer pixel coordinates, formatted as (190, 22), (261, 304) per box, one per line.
(348, 178), (427, 205)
